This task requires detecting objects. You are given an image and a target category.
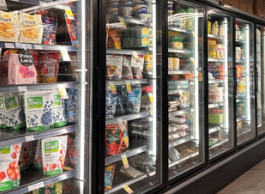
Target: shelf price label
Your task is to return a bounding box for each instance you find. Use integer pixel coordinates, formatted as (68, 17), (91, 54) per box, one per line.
(121, 154), (130, 169)
(57, 85), (69, 99)
(118, 16), (127, 29)
(5, 43), (14, 48)
(123, 185), (133, 194)
(25, 135), (34, 142)
(109, 81), (116, 95)
(15, 43), (23, 48)
(117, 118), (126, 132)
(61, 49), (71, 61)
(28, 182), (44, 192)
(125, 81), (132, 94)
(18, 86), (27, 92)
(198, 72), (203, 82)
(132, 51), (139, 60)
(65, 8), (74, 20)
(34, 45), (43, 50)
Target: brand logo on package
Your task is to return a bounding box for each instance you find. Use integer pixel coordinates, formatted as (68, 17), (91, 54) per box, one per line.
(19, 50), (33, 67)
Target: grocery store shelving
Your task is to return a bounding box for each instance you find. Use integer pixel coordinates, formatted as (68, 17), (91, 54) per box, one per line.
(168, 152), (199, 168)
(236, 39), (245, 43)
(168, 48), (191, 54)
(106, 48), (148, 55)
(168, 26), (194, 34)
(105, 145), (147, 165)
(106, 111), (150, 125)
(208, 58), (224, 62)
(0, 125), (76, 147)
(168, 70), (191, 75)
(106, 79), (148, 86)
(169, 109), (191, 117)
(106, 14), (151, 26)
(209, 139), (229, 150)
(132, 130), (151, 137)
(2, 169), (75, 194)
(0, 82), (77, 92)
(237, 129), (251, 138)
(169, 136), (192, 148)
(237, 116), (245, 122)
(168, 89), (190, 95)
(208, 79), (224, 84)
(208, 34), (224, 40)
(209, 126), (221, 134)
(105, 174), (148, 194)
(0, 42), (78, 51)
(208, 102), (224, 109)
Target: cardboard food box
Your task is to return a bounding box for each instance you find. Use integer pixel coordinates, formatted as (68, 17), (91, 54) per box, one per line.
(239, 0), (253, 14)
(254, 0), (265, 18)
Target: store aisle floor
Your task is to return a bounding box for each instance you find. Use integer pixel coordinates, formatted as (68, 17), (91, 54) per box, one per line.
(217, 159), (265, 194)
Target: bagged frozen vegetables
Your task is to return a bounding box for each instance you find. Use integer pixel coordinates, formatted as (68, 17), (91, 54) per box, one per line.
(125, 84), (142, 114)
(33, 182), (62, 194)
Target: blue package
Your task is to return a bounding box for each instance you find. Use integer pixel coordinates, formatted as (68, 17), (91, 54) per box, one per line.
(115, 85), (126, 116)
(106, 86), (117, 119)
(65, 88), (78, 124)
(126, 84), (142, 114)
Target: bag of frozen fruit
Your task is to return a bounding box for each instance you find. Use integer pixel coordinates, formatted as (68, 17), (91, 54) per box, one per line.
(0, 143), (21, 192)
(33, 140), (43, 169)
(105, 164), (115, 191)
(0, 11), (19, 42)
(42, 135), (68, 176)
(18, 142), (31, 171)
(53, 89), (66, 128)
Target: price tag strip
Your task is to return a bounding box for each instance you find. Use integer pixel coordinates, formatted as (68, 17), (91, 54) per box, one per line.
(5, 43), (14, 48)
(28, 181), (44, 192)
(65, 8), (75, 20)
(34, 44), (43, 50)
(123, 185), (134, 194)
(57, 84), (69, 99)
(109, 81), (116, 95)
(121, 154), (129, 169)
(25, 135), (34, 142)
(61, 49), (71, 61)
(18, 86), (27, 92)
(125, 81), (132, 94)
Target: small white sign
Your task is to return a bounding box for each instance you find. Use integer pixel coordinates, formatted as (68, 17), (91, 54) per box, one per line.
(5, 43), (14, 48)
(25, 135), (34, 141)
(18, 86), (27, 92)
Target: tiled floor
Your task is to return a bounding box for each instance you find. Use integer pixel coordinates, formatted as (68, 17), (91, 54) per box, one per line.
(217, 159), (265, 194)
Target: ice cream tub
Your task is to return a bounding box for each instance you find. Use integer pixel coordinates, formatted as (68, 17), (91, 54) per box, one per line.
(134, 0), (144, 6)
(108, 8), (119, 15)
(121, 1), (133, 7)
(168, 1), (173, 10)
(120, 7), (133, 17)
(134, 5), (148, 16)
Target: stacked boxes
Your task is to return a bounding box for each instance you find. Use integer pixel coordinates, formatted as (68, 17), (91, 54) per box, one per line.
(122, 27), (152, 48)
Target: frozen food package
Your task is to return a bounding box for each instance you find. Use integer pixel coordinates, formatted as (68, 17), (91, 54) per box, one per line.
(29, 140), (38, 167)
(65, 14), (79, 47)
(130, 54), (145, 79)
(3, 92), (25, 130)
(0, 11), (19, 42)
(40, 51), (61, 83)
(115, 85), (126, 116)
(0, 143), (22, 192)
(53, 89), (66, 128)
(33, 182), (62, 194)
(67, 135), (77, 165)
(6, 52), (37, 84)
(129, 153), (155, 173)
(105, 164), (115, 191)
(121, 121), (129, 149)
(65, 88), (78, 124)
(122, 55), (133, 79)
(126, 84), (142, 114)
(37, 10), (57, 45)
(168, 147), (181, 162)
(108, 30), (121, 49)
(106, 54), (123, 80)
(31, 50), (42, 83)
(105, 123), (124, 155)
(33, 140), (43, 169)
(120, 166), (144, 178)
(69, 52), (79, 81)
(18, 142), (31, 171)
(24, 90), (54, 132)
(42, 135), (68, 176)
(169, 116), (187, 124)
(210, 21), (219, 35)
(19, 13), (43, 44)
(0, 92), (5, 128)
(106, 86), (117, 119)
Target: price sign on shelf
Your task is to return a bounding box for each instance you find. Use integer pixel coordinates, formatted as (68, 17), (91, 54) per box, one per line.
(28, 182), (44, 192)
(57, 85), (69, 99)
(109, 82), (116, 95)
(121, 154), (129, 169)
(5, 43), (14, 48)
(125, 81), (132, 94)
(25, 135), (34, 142)
(123, 185), (134, 194)
(65, 8), (74, 20)
(18, 86), (27, 92)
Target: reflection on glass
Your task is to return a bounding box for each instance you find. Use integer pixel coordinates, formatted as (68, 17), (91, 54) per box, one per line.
(167, 1), (204, 180)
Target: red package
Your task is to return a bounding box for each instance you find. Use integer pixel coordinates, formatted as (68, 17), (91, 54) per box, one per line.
(18, 142), (31, 171)
(105, 124), (124, 155)
(31, 51), (42, 83)
(67, 135), (77, 165)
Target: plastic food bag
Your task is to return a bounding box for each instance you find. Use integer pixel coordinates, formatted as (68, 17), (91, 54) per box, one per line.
(31, 51), (42, 83)
(0, 93), (5, 128)
(126, 84), (142, 114)
(18, 142), (31, 171)
(115, 85), (126, 116)
(33, 140), (43, 169)
(24, 90), (54, 131)
(33, 182), (62, 194)
(3, 92), (25, 130)
(106, 54), (122, 80)
(105, 164), (115, 191)
(41, 52), (61, 83)
(65, 88), (78, 124)
(122, 55), (133, 79)
(53, 89), (66, 128)
(67, 135), (77, 165)
(42, 135), (68, 176)
(130, 54), (145, 79)
(29, 140), (38, 167)
(65, 14), (79, 47)
(106, 86), (117, 119)
(120, 166), (144, 178)
(0, 11), (19, 42)
(0, 143), (21, 192)
(105, 123), (124, 155)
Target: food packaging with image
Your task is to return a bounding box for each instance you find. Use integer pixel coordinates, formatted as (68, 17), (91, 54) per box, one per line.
(67, 134), (77, 165)
(106, 86), (117, 119)
(18, 142), (31, 171)
(33, 140), (43, 169)
(65, 88), (78, 124)
(53, 89), (66, 128)
(106, 54), (123, 80)
(122, 55), (133, 79)
(130, 54), (145, 79)
(105, 164), (115, 191)
(126, 84), (142, 114)
(33, 182), (62, 194)
(105, 123), (124, 155)
(115, 85), (127, 116)
(0, 93), (5, 129)
(0, 143), (22, 192)
(0, 11), (19, 42)
(65, 14), (79, 47)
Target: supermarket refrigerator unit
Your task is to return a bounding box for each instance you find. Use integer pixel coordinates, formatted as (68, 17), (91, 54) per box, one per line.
(0, 0), (92, 194)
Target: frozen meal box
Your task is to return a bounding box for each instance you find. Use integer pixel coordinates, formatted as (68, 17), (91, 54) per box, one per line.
(209, 113), (225, 124)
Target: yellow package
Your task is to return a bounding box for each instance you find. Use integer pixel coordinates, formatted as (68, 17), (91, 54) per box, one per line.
(208, 40), (216, 46)
(108, 30), (121, 49)
(144, 54), (153, 71)
(173, 58), (180, 70)
(208, 50), (216, 58)
(208, 20), (211, 34)
(168, 57), (173, 70)
(171, 42), (183, 49)
(0, 11), (19, 42)
(19, 13), (43, 44)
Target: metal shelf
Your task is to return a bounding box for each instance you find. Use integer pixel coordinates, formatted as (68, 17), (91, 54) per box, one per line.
(168, 89), (190, 95)
(2, 169), (75, 194)
(106, 79), (147, 86)
(107, 14), (151, 26)
(169, 136), (192, 148)
(0, 42), (77, 51)
(105, 145), (147, 165)
(168, 70), (191, 75)
(209, 139), (229, 150)
(105, 174), (148, 194)
(209, 126), (221, 134)
(208, 102), (224, 109)
(208, 79), (224, 84)
(237, 129), (251, 138)
(208, 58), (224, 62)
(0, 125), (76, 147)
(236, 39), (245, 43)
(169, 109), (191, 117)
(106, 111), (149, 125)
(0, 82), (77, 92)
(168, 27), (194, 34)
(169, 152), (199, 168)
(208, 34), (224, 41)
(236, 99), (245, 103)
(237, 116), (245, 122)
(168, 48), (191, 54)
(236, 59), (245, 63)
(106, 48), (148, 55)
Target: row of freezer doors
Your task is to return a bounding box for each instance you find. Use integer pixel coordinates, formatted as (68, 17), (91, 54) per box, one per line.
(103, 0), (265, 193)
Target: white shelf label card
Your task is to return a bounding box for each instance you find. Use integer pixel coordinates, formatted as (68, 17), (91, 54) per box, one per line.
(109, 81), (116, 95)
(34, 45), (43, 50)
(57, 84), (69, 99)
(28, 181), (44, 192)
(118, 16), (127, 29)
(117, 118), (126, 132)
(132, 51), (139, 60)
(123, 185), (133, 194)
(15, 43), (23, 48)
(65, 8), (75, 20)
(125, 81), (132, 94)
(5, 43), (14, 48)
(25, 135), (34, 142)
(23, 44), (32, 49)
(18, 86), (27, 92)
(121, 154), (130, 169)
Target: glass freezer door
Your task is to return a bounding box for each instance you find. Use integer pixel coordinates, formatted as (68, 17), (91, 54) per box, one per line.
(104, 0), (162, 193)
(256, 25), (265, 135)
(167, 1), (204, 180)
(207, 8), (234, 159)
(235, 18), (255, 145)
